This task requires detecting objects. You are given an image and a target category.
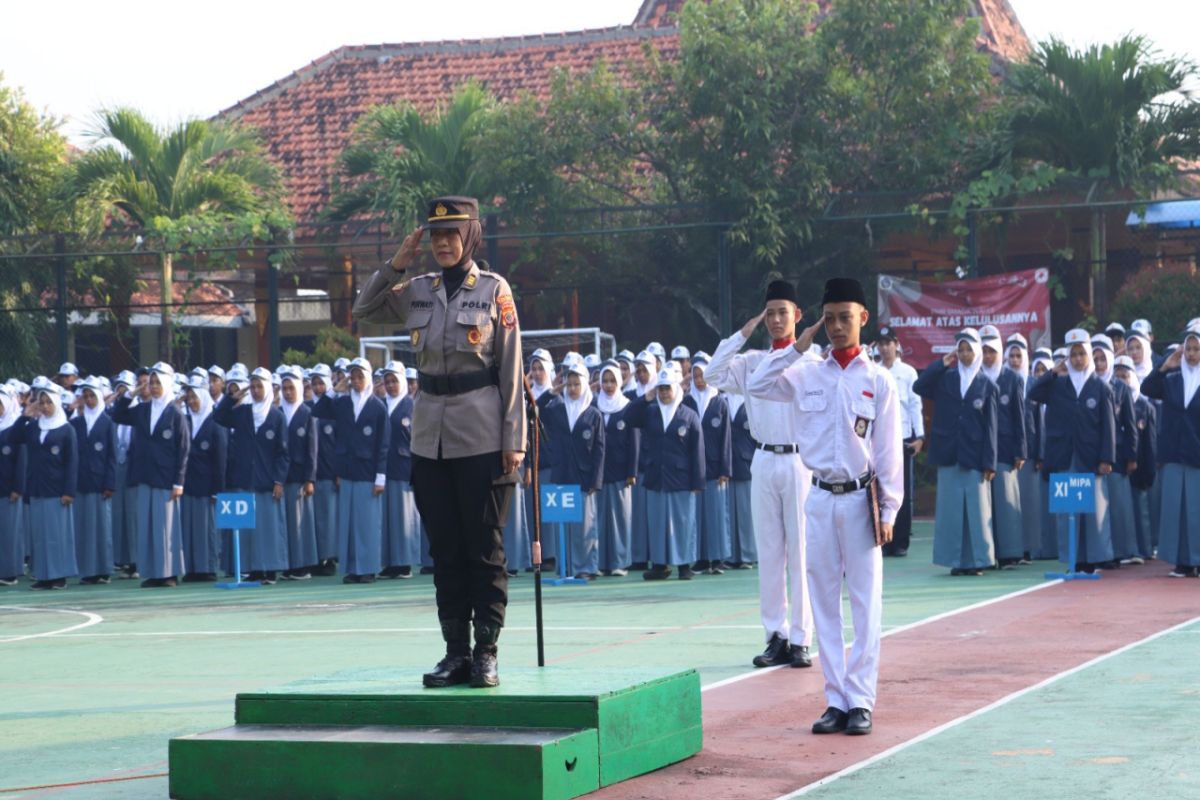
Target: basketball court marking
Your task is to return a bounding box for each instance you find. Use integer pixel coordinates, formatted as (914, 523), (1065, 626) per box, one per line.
(0, 606), (104, 644)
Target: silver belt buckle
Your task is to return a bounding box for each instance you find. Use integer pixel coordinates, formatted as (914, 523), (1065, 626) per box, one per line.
(831, 483), (845, 495)
(774, 445), (786, 454)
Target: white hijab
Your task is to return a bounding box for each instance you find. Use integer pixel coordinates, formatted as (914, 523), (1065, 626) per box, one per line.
(280, 376), (304, 425)
(251, 376), (274, 431)
(349, 369), (372, 421)
(956, 329), (983, 398)
(0, 389), (21, 434)
(384, 370), (408, 416)
(1182, 333), (1200, 407)
(37, 388), (69, 440)
(688, 362), (719, 414)
(1093, 347), (1114, 384)
(1005, 344), (1029, 392)
(656, 370), (684, 431)
(82, 389), (106, 434)
(980, 347), (1003, 386)
(188, 388), (213, 440)
(149, 373), (177, 433)
(596, 365), (629, 422)
(529, 352), (556, 401)
(1067, 345), (1095, 397)
(1127, 332), (1154, 381)
(562, 365), (594, 432)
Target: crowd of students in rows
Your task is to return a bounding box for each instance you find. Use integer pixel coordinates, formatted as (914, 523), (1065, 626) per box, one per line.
(920, 318), (1200, 578)
(3, 312), (1197, 591)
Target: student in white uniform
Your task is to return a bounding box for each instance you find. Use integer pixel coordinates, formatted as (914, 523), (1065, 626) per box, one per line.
(707, 280), (816, 669)
(748, 277), (903, 736)
(875, 327), (921, 557)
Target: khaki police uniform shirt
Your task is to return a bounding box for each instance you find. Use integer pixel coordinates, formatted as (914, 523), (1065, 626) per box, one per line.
(352, 261), (527, 461)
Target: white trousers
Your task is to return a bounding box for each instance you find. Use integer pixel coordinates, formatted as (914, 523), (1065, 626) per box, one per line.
(805, 486), (883, 712)
(750, 450), (813, 646)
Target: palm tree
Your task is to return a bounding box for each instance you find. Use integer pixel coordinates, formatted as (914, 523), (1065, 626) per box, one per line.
(326, 81), (498, 227)
(1006, 36), (1200, 319)
(71, 108), (284, 362)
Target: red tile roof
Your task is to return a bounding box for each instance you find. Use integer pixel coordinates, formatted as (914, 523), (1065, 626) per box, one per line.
(219, 0), (1029, 225)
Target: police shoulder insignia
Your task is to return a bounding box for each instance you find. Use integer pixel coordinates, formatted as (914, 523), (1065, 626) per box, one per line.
(497, 293), (517, 329)
(465, 274), (477, 289)
(432, 276), (442, 290)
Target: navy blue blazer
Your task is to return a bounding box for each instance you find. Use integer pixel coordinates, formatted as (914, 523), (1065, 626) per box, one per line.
(625, 388), (655, 475)
(311, 394), (390, 483)
(528, 391), (557, 474)
(1140, 369), (1200, 468)
(1029, 372), (1116, 474)
(70, 414), (117, 494)
(1129, 396), (1158, 489)
(544, 402), (605, 493)
(993, 370), (1028, 466)
(731, 403), (755, 483)
(12, 419), (78, 498)
(1109, 379), (1138, 475)
(110, 397), (189, 490)
(598, 403), (640, 485)
(913, 361), (998, 472)
(683, 394), (733, 481)
(0, 424), (26, 497)
(284, 404), (318, 485)
(213, 397), (289, 492)
(625, 398), (705, 493)
(310, 397), (338, 481)
(184, 415), (228, 497)
(385, 396), (415, 483)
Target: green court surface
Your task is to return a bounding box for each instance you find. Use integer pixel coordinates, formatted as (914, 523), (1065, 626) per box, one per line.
(0, 522), (1183, 798)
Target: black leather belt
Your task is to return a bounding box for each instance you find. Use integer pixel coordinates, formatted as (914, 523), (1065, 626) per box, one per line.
(812, 472), (875, 495)
(418, 368), (499, 396)
(757, 443), (802, 454)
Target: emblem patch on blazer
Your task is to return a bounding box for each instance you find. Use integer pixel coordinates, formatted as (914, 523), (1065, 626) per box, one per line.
(1, 446), (10, 455)
(854, 417), (870, 438)
(324, 424), (334, 435)
(1086, 398), (1098, 409)
(972, 398), (984, 410)
(582, 429), (593, 440)
(265, 429), (276, 440)
(402, 417), (411, 427)
(616, 420), (626, 431)
(51, 445), (61, 455)
(297, 427), (306, 437)
(1000, 394), (1010, 405)
(163, 429), (173, 439)
(467, 327), (482, 346)
(743, 421), (751, 430)
(711, 417), (721, 428)
(94, 442), (104, 451)
(1138, 420), (1146, 430)
(363, 425), (373, 436)
(200, 441), (210, 451)
(677, 426), (687, 437)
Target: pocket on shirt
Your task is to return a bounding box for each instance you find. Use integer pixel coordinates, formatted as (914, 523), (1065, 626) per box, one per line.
(455, 309), (493, 353)
(799, 395), (827, 413)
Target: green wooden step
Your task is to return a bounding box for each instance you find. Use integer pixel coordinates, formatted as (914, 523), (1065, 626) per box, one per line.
(169, 724), (600, 800)
(234, 667), (702, 787)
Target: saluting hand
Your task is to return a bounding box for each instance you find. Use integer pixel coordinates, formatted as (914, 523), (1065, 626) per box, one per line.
(389, 227), (424, 273)
(942, 352), (957, 368)
(1162, 347), (1184, 372)
(1052, 360), (1069, 376)
(792, 319), (823, 355)
(335, 376), (350, 394)
(740, 310), (766, 339)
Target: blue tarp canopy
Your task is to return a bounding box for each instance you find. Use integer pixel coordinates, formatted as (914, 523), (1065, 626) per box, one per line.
(1126, 200), (1200, 229)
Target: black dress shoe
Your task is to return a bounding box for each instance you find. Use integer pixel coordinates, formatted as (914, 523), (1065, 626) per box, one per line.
(812, 707), (849, 734)
(342, 574), (360, 584)
(422, 654), (472, 688)
(470, 624), (500, 688)
(642, 565), (672, 581)
(677, 565), (695, 580)
(752, 633), (790, 668)
(789, 644), (812, 668)
(845, 707), (872, 735)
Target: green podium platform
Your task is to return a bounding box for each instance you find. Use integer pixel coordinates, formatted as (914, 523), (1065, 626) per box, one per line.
(169, 667), (702, 800)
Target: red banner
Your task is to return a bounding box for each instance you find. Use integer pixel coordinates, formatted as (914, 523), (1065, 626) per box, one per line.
(876, 268), (1052, 367)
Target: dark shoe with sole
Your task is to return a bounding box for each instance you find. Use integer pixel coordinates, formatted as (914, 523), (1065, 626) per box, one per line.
(423, 621), (472, 688)
(752, 633), (791, 668)
(397, 566), (413, 579)
(471, 624), (501, 688)
(419, 566), (435, 575)
(642, 565), (672, 581)
(677, 565), (696, 580)
(342, 574), (360, 584)
(812, 707), (849, 734)
(790, 644), (812, 668)
(845, 707), (872, 735)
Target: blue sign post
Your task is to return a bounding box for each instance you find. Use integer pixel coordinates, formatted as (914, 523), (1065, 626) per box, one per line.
(215, 492), (259, 590)
(1045, 473), (1101, 582)
(540, 484), (587, 587)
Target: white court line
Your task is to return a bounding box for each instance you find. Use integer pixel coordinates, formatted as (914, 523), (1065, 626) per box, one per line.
(700, 579), (1062, 693)
(0, 606), (104, 643)
(774, 614), (1200, 799)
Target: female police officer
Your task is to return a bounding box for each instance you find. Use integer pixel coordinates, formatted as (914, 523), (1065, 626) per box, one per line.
(353, 196), (526, 689)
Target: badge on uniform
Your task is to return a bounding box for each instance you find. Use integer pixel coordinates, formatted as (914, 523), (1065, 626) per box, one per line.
(677, 426), (687, 437)
(324, 424), (334, 435)
(1, 446), (10, 456)
(711, 417), (721, 428)
(582, 429), (593, 441)
(363, 425), (373, 436)
(200, 440), (210, 451)
(854, 417), (870, 438)
(498, 293), (516, 329)
(402, 417), (411, 427)
(1086, 397), (1098, 409)
(412, 330), (421, 347)
(94, 441), (104, 451)
(265, 429), (276, 440)
(431, 276), (441, 290)
(467, 327), (482, 345)
(298, 427), (306, 437)
(1000, 394), (1010, 405)
(50, 445), (61, 455)
(972, 398), (984, 410)
(616, 420), (626, 431)
(163, 429), (173, 439)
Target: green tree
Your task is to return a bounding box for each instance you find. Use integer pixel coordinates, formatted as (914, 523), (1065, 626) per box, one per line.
(282, 324), (359, 367)
(70, 108), (288, 363)
(1001, 36), (1200, 318)
(327, 82), (499, 228)
(0, 74), (70, 375)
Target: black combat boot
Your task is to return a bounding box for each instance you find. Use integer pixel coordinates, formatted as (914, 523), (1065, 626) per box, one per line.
(470, 623), (501, 688)
(423, 621), (472, 688)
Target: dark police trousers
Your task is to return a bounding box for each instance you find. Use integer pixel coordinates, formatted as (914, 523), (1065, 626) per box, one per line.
(885, 441), (916, 555)
(412, 450), (512, 629)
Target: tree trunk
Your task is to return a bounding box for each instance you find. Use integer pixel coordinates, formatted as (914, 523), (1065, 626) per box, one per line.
(159, 251), (174, 364)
